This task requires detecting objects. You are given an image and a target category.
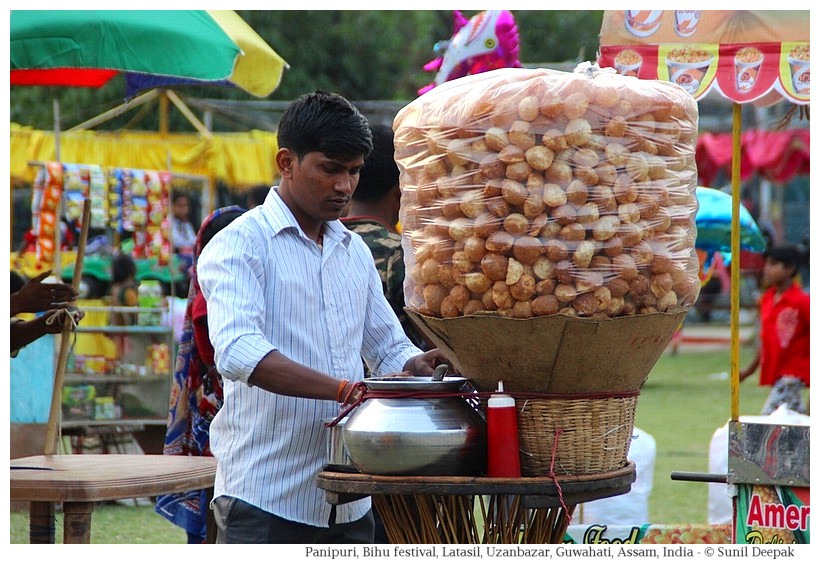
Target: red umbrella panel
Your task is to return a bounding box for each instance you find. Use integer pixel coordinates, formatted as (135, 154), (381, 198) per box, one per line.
(598, 10), (809, 105)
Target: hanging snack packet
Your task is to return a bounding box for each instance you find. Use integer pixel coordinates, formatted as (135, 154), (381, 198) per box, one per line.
(62, 163), (88, 224)
(35, 162), (64, 264)
(88, 164), (108, 230)
(108, 168), (124, 233)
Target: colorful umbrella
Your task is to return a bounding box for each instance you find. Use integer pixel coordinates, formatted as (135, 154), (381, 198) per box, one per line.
(695, 186), (767, 256)
(10, 10), (288, 98)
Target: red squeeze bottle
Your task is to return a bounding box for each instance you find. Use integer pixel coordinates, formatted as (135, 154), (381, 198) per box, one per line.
(486, 380), (521, 477)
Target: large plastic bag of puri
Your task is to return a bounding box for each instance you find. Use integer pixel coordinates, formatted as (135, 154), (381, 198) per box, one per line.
(395, 66), (701, 394)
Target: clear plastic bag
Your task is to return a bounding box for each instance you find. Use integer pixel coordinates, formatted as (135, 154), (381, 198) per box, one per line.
(395, 67), (701, 319)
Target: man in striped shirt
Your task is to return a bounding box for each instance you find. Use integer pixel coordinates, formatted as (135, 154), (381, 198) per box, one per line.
(198, 90), (450, 544)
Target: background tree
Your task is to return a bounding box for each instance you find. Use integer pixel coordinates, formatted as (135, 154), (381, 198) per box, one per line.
(10, 10), (604, 132)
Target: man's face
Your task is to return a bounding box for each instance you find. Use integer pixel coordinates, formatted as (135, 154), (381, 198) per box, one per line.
(282, 150), (365, 223)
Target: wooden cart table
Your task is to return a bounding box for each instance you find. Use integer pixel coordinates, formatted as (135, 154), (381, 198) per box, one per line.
(317, 462), (635, 544)
(10, 454), (217, 544)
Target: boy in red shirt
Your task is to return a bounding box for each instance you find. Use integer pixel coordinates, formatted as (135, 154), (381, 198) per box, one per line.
(740, 244), (810, 414)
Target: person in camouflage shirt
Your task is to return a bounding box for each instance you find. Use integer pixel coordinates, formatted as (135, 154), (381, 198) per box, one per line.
(342, 124), (428, 362)
(342, 123), (430, 545)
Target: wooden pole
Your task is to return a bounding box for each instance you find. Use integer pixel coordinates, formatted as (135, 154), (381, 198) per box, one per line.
(165, 89), (212, 138)
(44, 199), (92, 455)
(53, 100), (62, 278)
(730, 103), (742, 422)
(159, 90), (169, 136)
(67, 89), (159, 132)
(53, 99), (61, 162)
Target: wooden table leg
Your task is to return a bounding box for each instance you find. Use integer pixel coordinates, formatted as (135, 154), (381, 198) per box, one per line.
(62, 501), (95, 543)
(29, 501), (56, 544)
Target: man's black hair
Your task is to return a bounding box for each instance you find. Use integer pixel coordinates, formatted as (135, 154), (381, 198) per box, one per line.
(353, 124), (399, 203)
(277, 90), (373, 161)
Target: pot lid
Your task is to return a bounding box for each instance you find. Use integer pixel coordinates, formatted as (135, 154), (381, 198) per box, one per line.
(364, 375), (468, 392)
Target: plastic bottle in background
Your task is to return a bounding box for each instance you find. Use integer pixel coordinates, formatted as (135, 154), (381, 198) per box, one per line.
(137, 279), (163, 326)
(486, 380), (521, 477)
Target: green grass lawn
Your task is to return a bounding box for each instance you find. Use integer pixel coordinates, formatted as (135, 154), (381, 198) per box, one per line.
(635, 344), (766, 526)
(10, 338), (782, 543)
(9, 501), (187, 544)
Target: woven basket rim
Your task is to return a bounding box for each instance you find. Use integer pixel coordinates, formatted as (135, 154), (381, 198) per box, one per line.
(515, 394), (639, 476)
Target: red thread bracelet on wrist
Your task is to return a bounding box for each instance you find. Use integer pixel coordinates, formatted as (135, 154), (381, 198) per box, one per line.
(341, 381), (362, 405)
(336, 379), (350, 403)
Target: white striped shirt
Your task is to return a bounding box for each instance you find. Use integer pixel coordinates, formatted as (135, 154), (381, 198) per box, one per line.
(197, 188), (421, 527)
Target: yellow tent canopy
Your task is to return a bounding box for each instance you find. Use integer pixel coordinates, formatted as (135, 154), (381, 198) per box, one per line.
(10, 122), (280, 191)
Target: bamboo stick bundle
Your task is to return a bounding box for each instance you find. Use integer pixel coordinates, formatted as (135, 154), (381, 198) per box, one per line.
(373, 496), (405, 543)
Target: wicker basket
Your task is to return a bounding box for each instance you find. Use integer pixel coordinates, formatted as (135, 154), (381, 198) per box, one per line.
(515, 392), (639, 476)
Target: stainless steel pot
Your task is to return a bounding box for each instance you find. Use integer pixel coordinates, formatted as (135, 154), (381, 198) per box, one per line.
(323, 415), (357, 472)
(342, 376), (486, 476)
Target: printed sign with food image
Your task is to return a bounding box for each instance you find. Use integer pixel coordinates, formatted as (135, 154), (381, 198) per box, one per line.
(624, 10), (663, 38)
(780, 42), (809, 100)
(660, 44), (717, 96)
(734, 46), (764, 93)
(600, 11), (808, 105)
(614, 49), (643, 77)
(673, 10), (701, 38)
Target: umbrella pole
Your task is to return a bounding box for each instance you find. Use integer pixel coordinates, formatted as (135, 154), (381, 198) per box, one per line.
(53, 99), (61, 162)
(730, 103), (742, 422)
(53, 99), (62, 279)
(44, 199), (91, 455)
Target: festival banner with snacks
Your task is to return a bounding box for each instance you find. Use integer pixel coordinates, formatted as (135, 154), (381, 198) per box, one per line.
(598, 10), (809, 105)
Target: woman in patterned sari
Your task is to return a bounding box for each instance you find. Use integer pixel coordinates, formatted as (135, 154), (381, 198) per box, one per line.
(155, 205), (246, 543)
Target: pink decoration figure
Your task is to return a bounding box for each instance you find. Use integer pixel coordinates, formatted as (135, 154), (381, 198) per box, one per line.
(419, 10), (521, 95)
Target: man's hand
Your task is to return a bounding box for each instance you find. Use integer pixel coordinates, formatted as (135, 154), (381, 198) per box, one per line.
(11, 307), (85, 354)
(11, 270), (79, 316)
(403, 348), (452, 376)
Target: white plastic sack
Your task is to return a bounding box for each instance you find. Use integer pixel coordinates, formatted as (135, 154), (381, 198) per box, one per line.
(707, 423), (732, 524)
